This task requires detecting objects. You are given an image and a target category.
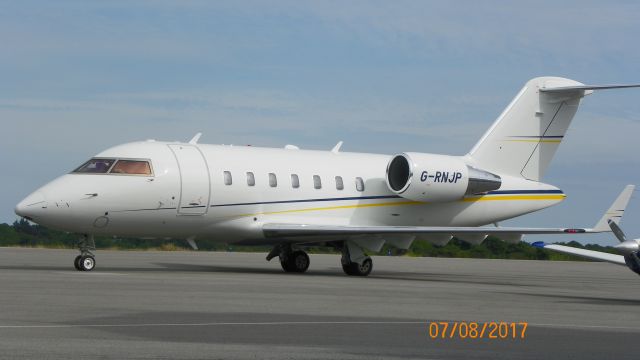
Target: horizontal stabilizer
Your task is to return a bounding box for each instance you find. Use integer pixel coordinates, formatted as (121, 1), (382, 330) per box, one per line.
(531, 242), (626, 266)
(540, 84), (640, 93)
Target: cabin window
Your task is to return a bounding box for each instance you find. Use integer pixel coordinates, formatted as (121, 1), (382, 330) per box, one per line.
(73, 158), (116, 174)
(335, 176), (344, 190)
(355, 177), (365, 192)
(223, 171), (232, 185)
(291, 174), (300, 188)
(246, 172), (255, 186)
(313, 175), (322, 189)
(269, 173), (277, 187)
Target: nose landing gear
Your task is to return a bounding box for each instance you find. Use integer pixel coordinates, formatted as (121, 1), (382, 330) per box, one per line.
(74, 234), (96, 271)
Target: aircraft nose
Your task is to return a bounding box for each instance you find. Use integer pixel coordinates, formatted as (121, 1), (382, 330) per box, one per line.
(15, 191), (48, 220)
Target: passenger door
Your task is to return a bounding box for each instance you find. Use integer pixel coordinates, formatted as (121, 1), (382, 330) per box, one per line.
(168, 144), (211, 215)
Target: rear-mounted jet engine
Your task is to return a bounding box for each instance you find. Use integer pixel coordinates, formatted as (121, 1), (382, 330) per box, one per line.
(385, 153), (501, 202)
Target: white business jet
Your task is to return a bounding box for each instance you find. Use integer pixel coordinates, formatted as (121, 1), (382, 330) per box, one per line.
(14, 77), (640, 276)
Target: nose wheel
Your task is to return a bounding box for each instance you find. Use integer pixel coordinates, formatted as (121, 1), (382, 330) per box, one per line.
(74, 235), (96, 271)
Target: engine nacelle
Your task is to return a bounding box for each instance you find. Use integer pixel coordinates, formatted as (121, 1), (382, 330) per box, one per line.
(385, 153), (502, 202)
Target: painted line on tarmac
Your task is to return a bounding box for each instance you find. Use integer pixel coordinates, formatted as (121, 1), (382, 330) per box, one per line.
(0, 321), (425, 329)
(528, 322), (640, 331)
(0, 321), (639, 331)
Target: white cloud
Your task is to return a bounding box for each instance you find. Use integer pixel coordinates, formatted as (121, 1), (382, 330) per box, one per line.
(289, 1), (640, 61)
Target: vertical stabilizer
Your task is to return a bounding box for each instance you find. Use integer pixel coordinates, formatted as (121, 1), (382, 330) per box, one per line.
(467, 77), (586, 181)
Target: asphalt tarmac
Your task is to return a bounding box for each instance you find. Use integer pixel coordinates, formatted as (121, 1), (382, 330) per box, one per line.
(0, 247), (639, 359)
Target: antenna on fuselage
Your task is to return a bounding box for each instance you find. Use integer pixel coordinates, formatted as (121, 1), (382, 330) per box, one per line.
(188, 132), (202, 144)
(331, 141), (343, 154)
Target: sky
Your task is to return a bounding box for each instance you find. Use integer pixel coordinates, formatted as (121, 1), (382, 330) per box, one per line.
(1, 0), (639, 245)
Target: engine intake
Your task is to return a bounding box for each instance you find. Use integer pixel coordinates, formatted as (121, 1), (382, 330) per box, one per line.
(386, 153), (501, 202)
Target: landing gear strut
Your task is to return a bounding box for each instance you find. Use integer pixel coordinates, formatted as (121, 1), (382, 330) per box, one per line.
(341, 241), (373, 276)
(267, 244), (310, 273)
(74, 234), (96, 271)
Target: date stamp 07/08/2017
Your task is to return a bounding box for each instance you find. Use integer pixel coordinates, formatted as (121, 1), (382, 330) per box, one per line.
(428, 321), (528, 340)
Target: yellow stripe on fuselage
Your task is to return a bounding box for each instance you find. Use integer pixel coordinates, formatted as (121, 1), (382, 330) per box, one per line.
(462, 194), (566, 202)
(233, 200), (421, 217)
(226, 194), (565, 218)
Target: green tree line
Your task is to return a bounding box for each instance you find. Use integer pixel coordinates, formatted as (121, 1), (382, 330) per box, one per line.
(0, 219), (618, 261)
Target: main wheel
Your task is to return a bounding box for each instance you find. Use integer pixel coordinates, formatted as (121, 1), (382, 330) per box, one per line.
(342, 257), (373, 276)
(79, 255), (96, 271)
(280, 250), (310, 273)
(73, 255), (82, 271)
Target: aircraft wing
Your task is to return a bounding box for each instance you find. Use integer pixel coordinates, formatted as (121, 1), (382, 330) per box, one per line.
(531, 242), (626, 266)
(263, 223), (599, 238)
(263, 185), (635, 248)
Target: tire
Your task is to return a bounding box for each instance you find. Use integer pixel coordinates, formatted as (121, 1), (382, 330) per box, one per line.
(79, 255), (95, 271)
(342, 263), (355, 275)
(291, 250), (310, 273)
(280, 251), (310, 273)
(280, 257), (294, 272)
(73, 255), (82, 271)
(342, 257), (373, 276)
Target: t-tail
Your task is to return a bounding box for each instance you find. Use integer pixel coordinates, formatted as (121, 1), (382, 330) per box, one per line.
(467, 77), (640, 181)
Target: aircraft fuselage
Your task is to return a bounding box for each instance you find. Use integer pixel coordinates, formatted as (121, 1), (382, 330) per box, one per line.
(15, 140), (564, 243)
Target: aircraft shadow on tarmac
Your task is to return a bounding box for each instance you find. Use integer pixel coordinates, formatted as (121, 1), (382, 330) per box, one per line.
(2, 262), (639, 306)
(0, 262), (640, 296)
(152, 262), (545, 286)
(0, 261), (550, 288)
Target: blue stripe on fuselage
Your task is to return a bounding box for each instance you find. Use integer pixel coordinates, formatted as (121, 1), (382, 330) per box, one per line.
(209, 189), (563, 208)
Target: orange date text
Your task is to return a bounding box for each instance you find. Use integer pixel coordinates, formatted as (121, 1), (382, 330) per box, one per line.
(428, 321), (528, 340)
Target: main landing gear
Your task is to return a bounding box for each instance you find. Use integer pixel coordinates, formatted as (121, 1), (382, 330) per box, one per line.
(266, 241), (374, 276)
(341, 241), (373, 276)
(266, 244), (310, 273)
(281, 250), (310, 273)
(74, 234), (96, 271)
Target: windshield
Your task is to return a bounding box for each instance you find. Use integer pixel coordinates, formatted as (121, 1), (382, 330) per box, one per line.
(110, 160), (152, 175)
(72, 158), (153, 176)
(73, 158), (116, 173)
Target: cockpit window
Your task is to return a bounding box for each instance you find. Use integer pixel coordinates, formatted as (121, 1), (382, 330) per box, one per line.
(72, 158), (153, 176)
(110, 160), (152, 175)
(73, 158), (116, 173)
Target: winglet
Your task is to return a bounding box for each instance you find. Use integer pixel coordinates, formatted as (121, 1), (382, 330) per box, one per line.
(593, 185), (635, 232)
(188, 132), (202, 144)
